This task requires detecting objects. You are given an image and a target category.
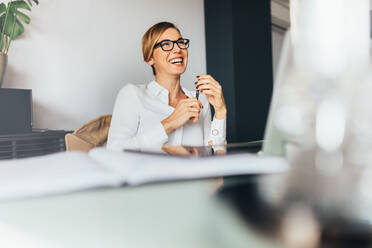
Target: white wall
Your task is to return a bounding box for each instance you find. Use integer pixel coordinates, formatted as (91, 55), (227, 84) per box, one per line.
(3, 0), (206, 130)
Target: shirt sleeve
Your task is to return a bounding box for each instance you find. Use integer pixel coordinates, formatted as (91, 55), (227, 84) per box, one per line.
(107, 84), (168, 151)
(202, 95), (227, 146)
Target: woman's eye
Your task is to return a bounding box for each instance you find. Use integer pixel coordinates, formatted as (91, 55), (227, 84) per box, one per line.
(162, 41), (172, 47)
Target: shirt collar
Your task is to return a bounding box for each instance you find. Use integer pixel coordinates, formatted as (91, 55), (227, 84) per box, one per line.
(147, 81), (169, 104)
(147, 80), (194, 105)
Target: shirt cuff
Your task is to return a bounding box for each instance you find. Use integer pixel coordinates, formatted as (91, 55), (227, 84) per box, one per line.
(210, 117), (226, 145)
(141, 121), (169, 149)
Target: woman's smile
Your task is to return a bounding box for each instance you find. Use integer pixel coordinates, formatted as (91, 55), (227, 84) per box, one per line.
(169, 57), (183, 65)
(168, 56), (185, 69)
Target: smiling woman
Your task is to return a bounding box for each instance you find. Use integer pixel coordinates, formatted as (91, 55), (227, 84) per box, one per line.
(142, 22), (187, 76)
(107, 22), (227, 151)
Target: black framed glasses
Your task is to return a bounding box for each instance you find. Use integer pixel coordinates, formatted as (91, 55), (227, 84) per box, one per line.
(153, 38), (190, 51)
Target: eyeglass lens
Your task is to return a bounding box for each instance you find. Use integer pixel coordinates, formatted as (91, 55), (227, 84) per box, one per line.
(160, 39), (189, 51)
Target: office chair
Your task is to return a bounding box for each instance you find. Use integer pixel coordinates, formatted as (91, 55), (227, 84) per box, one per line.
(65, 115), (112, 152)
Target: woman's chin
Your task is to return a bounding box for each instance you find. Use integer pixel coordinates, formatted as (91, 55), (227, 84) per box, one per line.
(168, 67), (186, 76)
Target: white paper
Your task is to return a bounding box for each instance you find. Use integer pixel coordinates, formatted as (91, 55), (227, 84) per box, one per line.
(0, 148), (288, 201)
(0, 152), (122, 200)
(89, 148), (289, 185)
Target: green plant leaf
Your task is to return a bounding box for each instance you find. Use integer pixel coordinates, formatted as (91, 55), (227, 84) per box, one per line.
(9, 1), (31, 11)
(0, 11), (26, 39)
(0, 0), (38, 53)
(1, 1), (34, 40)
(12, 18), (24, 39)
(2, 14), (23, 39)
(26, 0), (39, 7)
(0, 3), (6, 15)
(15, 10), (30, 24)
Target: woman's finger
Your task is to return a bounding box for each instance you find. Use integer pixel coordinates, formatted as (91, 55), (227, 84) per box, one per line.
(197, 74), (214, 80)
(181, 98), (199, 104)
(200, 89), (214, 96)
(196, 79), (221, 91)
(196, 81), (219, 92)
(188, 104), (201, 110)
(197, 75), (221, 88)
(188, 110), (199, 118)
(195, 78), (214, 86)
(189, 99), (204, 109)
(198, 84), (221, 97)
(189, 148), (200, 155)
(184, 107), (200, 115)
(204, 79), (222, 90)
(182, 100), (200, 108)
(189, 112), (199, 122)
(197, 84), (217, 92)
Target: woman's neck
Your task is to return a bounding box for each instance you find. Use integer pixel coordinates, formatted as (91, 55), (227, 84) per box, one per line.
(155, 73), (184, 101)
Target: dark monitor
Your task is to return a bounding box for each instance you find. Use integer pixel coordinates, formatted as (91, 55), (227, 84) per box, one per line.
(0, 88), (32, 134)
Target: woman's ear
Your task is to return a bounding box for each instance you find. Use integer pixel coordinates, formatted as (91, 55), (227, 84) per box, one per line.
(146, 57), (154, 66)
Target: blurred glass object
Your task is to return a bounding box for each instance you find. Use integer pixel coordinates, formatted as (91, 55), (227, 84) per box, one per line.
(281, 204), (321, 248)
(254, 0), (372, 246)
(315, 97), (346, 152)
(264, 0), (371, 156)
(291, 0), (370, 78)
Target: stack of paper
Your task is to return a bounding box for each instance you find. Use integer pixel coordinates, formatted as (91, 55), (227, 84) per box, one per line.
(89, 148), (289, 185)
(0, 148), (288, 200)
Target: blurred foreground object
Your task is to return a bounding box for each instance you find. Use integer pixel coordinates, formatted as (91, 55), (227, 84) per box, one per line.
(247, 0), (372, 247)
(264, 0), (370, 157)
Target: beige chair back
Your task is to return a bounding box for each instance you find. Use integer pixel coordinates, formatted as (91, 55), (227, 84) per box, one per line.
(65, 115), (112, 152)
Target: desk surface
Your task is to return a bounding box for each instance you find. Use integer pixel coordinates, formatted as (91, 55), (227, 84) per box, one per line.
(0, 179), (278, 248)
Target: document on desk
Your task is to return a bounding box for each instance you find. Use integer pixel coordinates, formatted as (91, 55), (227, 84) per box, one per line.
(88, 148), (288, 185)
(0, 152), (123, 201)
(0, 148), (288, 201)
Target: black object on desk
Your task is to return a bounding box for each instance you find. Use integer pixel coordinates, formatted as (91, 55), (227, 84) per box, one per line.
(0, 88), (72, 159)
(0, 88), (32, 134)
(0, 130), (71, 160)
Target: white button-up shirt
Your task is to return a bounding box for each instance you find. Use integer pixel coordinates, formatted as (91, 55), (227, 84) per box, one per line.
(107, 81), (226, 151)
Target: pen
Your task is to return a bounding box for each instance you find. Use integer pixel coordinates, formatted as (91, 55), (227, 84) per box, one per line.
(196, 89), (199, 100)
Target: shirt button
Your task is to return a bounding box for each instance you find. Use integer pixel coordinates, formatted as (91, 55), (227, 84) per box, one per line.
(212, 129), (219, 136)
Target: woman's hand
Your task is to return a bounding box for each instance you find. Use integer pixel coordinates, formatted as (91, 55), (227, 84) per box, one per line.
(161, 98), (203, 134)
(162, 146), (200, 156)
(195, 75), (227, 119)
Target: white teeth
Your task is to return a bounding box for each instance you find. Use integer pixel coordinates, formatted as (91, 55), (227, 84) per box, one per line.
(170, 58), (183, 64)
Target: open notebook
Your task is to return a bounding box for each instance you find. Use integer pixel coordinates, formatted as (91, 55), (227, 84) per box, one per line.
(0, 148), (288, 201)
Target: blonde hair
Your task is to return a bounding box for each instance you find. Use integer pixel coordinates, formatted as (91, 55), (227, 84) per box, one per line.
(142, 22), (181, 75)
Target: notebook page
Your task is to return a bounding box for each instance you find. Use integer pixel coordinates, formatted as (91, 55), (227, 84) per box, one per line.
(0, 152), (122, 201)
(89, 148), (289, 185)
